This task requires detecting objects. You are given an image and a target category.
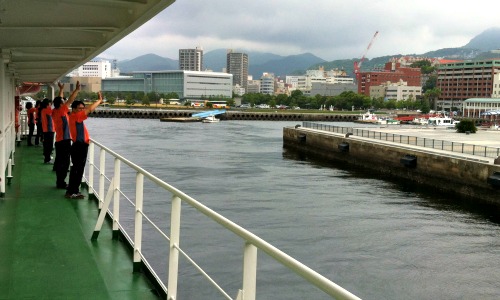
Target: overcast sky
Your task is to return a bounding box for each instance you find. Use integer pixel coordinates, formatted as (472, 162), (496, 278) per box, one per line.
(99, 0), (499, 62)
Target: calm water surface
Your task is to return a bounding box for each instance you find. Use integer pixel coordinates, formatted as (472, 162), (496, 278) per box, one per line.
(87, 118), (499, 300)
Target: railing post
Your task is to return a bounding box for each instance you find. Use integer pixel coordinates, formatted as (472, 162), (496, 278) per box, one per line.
(6, 158), (13, 184)
(133, 172), (144, 272)
(167, 195), (182, 300)
(98, 148), (106, 209)
(241, 242), (258, 300)
(88, 142), (95, 197)
(112, 158), (121, 239)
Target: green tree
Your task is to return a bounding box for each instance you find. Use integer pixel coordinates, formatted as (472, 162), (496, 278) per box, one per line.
(420, 99), (431, 114)
(165, 92), (179, 99)
(141, 94), (150, 106)
(125, 94), (134, 106)
(147, 92), (159, 105)
(275, 94), (288, 106)
(410, 60), (436, 74)
(423, 75), (437, 92)
(372, 97), (384, 109)
(385, 99), (397, 109)
(424, 88), (441, 110)
(455, 119), (477, 133)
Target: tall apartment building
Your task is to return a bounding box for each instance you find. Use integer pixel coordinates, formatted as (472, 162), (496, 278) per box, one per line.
(358, 62), (421, 97)
(179, 47), (203, 71)
(436, 59), (500, 110)
(226, 50), (248, 92)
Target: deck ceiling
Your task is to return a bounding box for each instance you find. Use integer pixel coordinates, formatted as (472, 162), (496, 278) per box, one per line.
(0, 0), (175, 85)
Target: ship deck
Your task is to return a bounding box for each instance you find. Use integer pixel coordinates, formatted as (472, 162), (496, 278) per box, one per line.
(0, 142), (159, 299)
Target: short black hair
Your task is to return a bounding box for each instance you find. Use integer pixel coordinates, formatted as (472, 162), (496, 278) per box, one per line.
(53, 96), (63, 108)
(25, 102), (33, 109)
(71, 100), (85, 109)
(41, 98), (51, 108)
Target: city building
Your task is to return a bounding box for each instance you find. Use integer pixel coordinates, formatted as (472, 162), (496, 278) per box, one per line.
(358, 62), (421, 97)
(227, 50), (248, 92)
(101, 70), (232, 99)
(286, 67), (354, 95)
(233, 84), (245, 96)
(369, 80), (422, 101)
(259, 73), (275, 95)
(62, 77), (102, 93)
(179, 47), (203, 71)
(309, 82), (357, 97)
(462, 98), (500, 118)
(246, 79), (260, 94)
(436, 59), (500, 110)
(68, 59), (118, 78)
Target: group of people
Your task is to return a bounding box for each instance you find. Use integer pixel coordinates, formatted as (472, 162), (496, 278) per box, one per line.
(25, 81), (104, 199)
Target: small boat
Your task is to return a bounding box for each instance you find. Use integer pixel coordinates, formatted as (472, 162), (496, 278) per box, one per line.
(202, 115), (220, 123)
(377, 117), (400, 125)
(358, 111), (378, 123)
(427, 116), (459, 126)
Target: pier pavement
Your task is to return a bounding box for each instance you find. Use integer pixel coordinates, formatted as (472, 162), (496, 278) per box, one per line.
(362, 125), (500, 148)
(341, 125), (500, 165)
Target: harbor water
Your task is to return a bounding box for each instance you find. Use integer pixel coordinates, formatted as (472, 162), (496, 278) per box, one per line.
(87, 118), (499, 300)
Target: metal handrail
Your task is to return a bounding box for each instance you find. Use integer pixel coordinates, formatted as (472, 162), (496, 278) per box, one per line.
(302, 122), (500, 159)
(85, 139), (362, 300)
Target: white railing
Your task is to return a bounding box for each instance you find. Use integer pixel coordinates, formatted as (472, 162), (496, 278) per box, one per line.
(86, 139), (362, 300)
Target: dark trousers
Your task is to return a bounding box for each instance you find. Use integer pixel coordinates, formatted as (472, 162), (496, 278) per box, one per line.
(42, 132), (54, 163)
(67, 142), (89, 195)
(35, 122), (42, 145)
(54, 139), (71, 187)
(27, 124), (35, 145)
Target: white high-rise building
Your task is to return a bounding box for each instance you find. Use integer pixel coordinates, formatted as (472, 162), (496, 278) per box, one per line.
(227, 50), (249, 92)
(260, 73), (275, 95)
(68, 59), (115, 78)
(179, 47), (203, 71)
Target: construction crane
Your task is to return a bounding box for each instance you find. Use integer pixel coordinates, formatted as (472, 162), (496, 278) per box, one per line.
(353, 31), (379, 80)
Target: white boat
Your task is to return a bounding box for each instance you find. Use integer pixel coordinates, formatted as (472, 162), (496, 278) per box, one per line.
(202, 115), (220, 123)
(377, 117), (400, 125)
(428, 116), (459, 126)
(359, 111), (378, 122)
(412, 117), (429, 125)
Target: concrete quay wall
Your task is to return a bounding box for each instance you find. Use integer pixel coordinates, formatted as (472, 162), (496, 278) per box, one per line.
(283, 127), (500, 206)
(90, 109), (359, 122)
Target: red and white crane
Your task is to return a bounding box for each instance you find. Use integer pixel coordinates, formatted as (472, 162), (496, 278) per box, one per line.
(353, 31), (379, 80)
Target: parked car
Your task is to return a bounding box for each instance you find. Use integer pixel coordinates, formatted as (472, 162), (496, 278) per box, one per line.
(256, 104), (270, 109)
(238, 104), (251, 109)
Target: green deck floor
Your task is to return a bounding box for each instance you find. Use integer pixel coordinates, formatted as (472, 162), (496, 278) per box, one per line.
(0, 142), (160, 299)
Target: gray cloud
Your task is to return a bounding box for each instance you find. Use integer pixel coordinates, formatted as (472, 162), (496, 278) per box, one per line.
(100, 0), (499, 61)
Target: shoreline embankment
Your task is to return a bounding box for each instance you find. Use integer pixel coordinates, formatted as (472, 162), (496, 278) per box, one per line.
(283, 125), (500, 207)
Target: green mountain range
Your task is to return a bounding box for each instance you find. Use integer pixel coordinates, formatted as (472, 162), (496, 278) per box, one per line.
(116, 27), (500, 78)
